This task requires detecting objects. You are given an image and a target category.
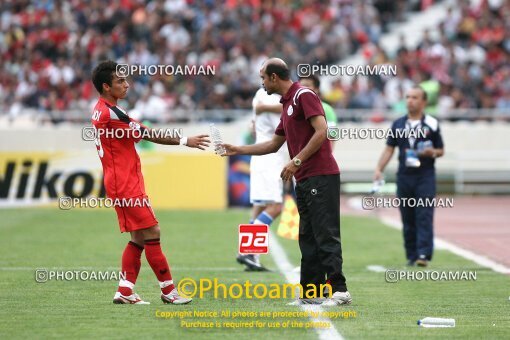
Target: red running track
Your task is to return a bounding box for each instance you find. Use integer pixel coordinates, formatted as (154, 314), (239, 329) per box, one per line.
(342, 195), (510, 269)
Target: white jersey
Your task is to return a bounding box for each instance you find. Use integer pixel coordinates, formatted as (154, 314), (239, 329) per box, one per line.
(250, 88), (289, 204)
(253, 88), (281, 141)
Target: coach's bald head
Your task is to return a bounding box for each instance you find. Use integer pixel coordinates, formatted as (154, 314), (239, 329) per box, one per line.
(259, 58), (292, 95)
(261, 58), (290, 80)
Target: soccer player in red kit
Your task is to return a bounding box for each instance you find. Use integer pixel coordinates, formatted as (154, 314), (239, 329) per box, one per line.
(91, 61), (209, 304)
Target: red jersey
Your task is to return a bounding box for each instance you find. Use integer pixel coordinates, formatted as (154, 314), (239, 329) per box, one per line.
(91, 97), (147, 199)
(275, 82), (340, 182)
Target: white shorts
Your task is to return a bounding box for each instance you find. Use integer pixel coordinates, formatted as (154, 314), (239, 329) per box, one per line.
(250, 151), (287, 205)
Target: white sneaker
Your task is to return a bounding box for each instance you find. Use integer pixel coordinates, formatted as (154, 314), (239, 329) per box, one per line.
(113, 292), (150, 304)
(161, 288), (192, 305)
(321, 291), (352, 306)
(287, 300), (301, 306)
(286, 298), (325, 306)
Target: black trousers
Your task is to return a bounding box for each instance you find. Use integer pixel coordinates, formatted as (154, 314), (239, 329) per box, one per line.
(397, 172), (436, 261)
(295, 174), (347, 293)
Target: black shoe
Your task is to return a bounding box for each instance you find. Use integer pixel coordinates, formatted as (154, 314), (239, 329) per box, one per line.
(236, 254), (270, 272)
(406, 259), (416, 267)
(415, 255), (428, 267)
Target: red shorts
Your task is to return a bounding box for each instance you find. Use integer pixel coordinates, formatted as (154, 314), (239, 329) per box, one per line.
(114, 196), (158, 233)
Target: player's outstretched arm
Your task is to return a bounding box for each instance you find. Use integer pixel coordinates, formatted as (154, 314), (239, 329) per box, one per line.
(255, 102), (282, 115)
(184, 135), (211, 150)
(143, 129), (210, 150)
(221, 134), (285, 156)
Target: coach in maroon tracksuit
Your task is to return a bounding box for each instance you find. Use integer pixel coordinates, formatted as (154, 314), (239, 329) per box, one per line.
(222, 58), (351, 306)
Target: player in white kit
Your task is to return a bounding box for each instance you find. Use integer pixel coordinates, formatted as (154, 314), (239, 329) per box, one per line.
(236, 87), (289, 271)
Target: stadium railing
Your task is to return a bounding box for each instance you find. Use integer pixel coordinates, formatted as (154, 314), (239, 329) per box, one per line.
(2, 108), (510, 125)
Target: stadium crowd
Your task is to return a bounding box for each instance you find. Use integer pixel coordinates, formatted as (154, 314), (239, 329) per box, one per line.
(0, 0), (508, 123)
(337, 0), (510, 118)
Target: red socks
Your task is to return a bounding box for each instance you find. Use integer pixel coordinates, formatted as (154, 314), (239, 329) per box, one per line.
(117, 238), (175, 296)
(118, 241), (143, 296)
(144, 238), (175, 295)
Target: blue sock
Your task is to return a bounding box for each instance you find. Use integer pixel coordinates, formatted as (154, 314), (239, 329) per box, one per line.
(253, 211), (273, 226)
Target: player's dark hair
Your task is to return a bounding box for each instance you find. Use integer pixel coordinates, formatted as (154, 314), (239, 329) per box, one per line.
(264, 62), (290, 80)
(92, 60), (118, 94)
(299, 74), (320, 89)
(413, 85), (428, 102)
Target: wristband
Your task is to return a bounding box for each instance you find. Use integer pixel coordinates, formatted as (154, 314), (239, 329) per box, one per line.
(180, 137), (188, 146)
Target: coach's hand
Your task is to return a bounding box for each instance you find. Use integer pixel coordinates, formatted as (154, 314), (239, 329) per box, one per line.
(419, 147), (436, 158)
(186, 135), (210, 150)
(220, 144), (240, 156)
(280, 161), (298, 182)
(374, 169), (383, 181)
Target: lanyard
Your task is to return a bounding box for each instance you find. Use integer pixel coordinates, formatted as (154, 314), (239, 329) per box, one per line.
(405, 120), (421, 149)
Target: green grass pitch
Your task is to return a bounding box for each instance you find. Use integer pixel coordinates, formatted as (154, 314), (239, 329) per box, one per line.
(0, 208), (509, 339)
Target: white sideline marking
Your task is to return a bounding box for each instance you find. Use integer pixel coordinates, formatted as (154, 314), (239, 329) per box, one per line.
(379, 216), (510, 274)
(269, 230), (344, 340)
(366, 265), (387, 273)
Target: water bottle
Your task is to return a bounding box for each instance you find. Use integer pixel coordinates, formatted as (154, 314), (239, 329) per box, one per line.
(210, 123), (226, 155)
(370, 179), (385, 194)
(417, 317), (455, 328)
